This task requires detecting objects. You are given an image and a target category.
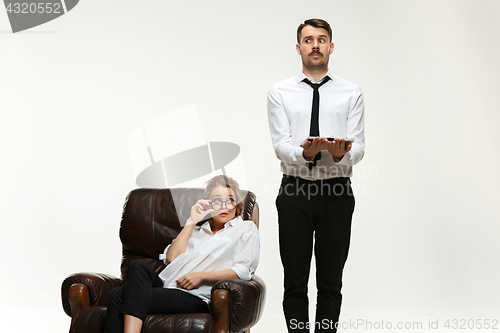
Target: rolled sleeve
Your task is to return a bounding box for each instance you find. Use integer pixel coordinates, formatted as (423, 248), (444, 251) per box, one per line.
(230, 223), (260, 280)
(158, 242), (173, 265)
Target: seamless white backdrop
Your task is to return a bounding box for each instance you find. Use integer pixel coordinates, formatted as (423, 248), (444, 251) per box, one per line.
(1, 0), (499, 332)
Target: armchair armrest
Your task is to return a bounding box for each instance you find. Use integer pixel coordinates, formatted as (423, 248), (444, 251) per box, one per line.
(211, 274), (266, 332)
(61, 273), (122, 317)
(72, 306), (108, 333)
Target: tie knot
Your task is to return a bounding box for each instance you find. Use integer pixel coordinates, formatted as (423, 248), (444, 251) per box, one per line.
(302, 76), (331, 89)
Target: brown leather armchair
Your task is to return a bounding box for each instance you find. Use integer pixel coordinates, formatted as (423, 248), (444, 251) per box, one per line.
(61, 188), (265, 333)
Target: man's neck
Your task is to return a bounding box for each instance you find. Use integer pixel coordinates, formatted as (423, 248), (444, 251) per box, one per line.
(302, 67), (329, 83)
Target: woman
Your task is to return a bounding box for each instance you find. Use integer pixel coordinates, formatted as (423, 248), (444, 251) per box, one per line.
(105, 176), (260, 333)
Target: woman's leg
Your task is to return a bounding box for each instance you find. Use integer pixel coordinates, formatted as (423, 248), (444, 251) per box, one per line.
(105, 260), (163, 333)
(120, 260), (164, 321)
(106, 287), (125, 333)
(123, 315), (143, 333)
(106, 260), (210, 333)
(148, 288), (210, 314)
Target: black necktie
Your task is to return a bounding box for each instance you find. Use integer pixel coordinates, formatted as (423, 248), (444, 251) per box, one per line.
(302, 76), (331, 169)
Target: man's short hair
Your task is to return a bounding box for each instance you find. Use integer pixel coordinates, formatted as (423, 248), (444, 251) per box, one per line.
(297, 18), (332, 44)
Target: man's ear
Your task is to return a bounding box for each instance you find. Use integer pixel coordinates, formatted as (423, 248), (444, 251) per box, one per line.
(296, 43), (302, 55)
(329, 42), (334, 55)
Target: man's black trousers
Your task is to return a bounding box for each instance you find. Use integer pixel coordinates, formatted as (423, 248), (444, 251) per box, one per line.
(276, 175), (355, 332)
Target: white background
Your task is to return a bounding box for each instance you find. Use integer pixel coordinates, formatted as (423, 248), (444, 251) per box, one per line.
(1, 0), (500, 332)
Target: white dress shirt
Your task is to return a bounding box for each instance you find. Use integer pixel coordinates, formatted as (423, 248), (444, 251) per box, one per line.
(158, 216), (260, 304)
(267, 71), (365, 180)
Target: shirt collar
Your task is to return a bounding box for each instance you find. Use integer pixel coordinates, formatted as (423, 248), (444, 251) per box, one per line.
(297, 71), (332, 84)
(226, 215), (243, 227)
(198, 215), (243, 233)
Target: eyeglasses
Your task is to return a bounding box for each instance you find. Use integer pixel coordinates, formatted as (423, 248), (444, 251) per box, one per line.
(210, 198), (237, 211)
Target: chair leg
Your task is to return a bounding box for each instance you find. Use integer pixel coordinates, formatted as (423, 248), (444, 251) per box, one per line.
(212, 289), (231, 333)
(68, 283), (90, 333)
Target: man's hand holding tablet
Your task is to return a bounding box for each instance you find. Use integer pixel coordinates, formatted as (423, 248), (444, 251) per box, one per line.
(304, 136), (354, 148)
(301, 136), (328, 161)
(302, 136), (354, 162)
(326, 138), (353, 161)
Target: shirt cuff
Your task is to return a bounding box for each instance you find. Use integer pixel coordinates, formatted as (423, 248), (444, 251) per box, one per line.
(231, 264), (252, 281)
(295, 146), (308, 163)
(332, 151), (350, 164)
(159, 244), (171, 264)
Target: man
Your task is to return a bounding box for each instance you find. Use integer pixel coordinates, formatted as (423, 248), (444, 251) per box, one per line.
(267, 18), (365, 332)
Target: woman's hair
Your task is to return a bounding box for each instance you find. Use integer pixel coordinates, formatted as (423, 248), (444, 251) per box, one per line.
(203, 175), (243, 217)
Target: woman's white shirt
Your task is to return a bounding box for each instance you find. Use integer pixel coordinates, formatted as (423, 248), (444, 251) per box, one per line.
(158, 216), (260, 303)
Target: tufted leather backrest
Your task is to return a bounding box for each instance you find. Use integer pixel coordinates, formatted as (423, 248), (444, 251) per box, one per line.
(119, 188), (258, 282)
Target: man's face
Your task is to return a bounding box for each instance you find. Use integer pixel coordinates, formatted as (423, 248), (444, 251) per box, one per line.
(296, 25), (334, 70)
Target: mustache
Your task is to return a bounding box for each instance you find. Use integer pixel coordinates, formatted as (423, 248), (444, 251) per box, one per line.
(309, 51), (323, 56)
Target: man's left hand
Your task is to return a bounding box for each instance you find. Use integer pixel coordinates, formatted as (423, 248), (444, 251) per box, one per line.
(327, 139), (352, 161)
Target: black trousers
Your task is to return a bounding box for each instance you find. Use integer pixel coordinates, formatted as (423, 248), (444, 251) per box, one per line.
(105, 260), (210, 333)
(276, 175), (355, 332)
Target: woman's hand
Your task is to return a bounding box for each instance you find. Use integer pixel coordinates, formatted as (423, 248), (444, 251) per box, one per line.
(187, 199), (216, 226)
(166, 200), (216, 263)
(175, 270), (239, 290)
(176, 272), (205, 290)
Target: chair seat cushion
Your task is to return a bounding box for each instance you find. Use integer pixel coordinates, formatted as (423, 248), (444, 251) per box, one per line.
(73, 307), (213, 333)
(142, 313), (213, 333)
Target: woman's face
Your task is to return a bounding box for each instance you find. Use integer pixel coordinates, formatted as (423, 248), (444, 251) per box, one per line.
(209, 185), (237, 225)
